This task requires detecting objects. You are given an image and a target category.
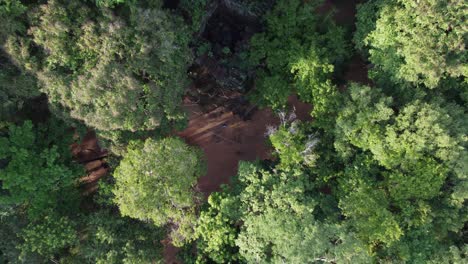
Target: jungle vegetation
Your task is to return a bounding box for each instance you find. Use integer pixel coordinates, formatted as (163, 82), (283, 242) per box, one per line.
(0, 0), (466, 263)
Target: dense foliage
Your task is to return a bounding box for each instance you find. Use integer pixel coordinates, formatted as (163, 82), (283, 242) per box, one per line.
(192, 0), (467, 262)
(76, 210), (164, 264)
(0, 119), (81, 261)
(0, 0), (466, 263)
(196, 161), (371, 263)
(0, 57), (39, 121)
(0, 120), (81, 218)
(0, 119), (167, 262)
(333, 84), (467, 261)
(249, 0), (348, 124)
(113, 137), (206, 246)
(3, 0), (191, 132)
(355, 0), (467, 88)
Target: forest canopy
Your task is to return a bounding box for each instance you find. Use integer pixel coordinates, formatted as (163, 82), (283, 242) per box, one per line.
(0, 0), (466, 263)
(354, 0), (467, 88)
(3, 0), (192, 132)
(113, 137), (205, 246)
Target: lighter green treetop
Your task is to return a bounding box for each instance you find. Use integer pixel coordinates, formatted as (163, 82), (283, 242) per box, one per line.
(355, 0), (467, 88)
(113, 137), (205, 246)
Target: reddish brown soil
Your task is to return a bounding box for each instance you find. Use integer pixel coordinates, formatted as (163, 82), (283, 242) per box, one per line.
(172, 0), (371, 261)
(179, 106), (277, 193)
(174, 0), (367, 197)
(71, 130), (109, 195)
(178, 95), (311, 194)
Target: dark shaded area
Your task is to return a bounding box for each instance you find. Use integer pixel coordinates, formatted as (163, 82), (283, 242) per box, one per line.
(14, 94), (50, 124)
(329, 0), (366, 26)
(71, 130), (109, 196)
(203, 7), (248, 51)
(201, 1), (262, 55)
(318, 0), (370, 87)
(226, 96), (257, 121)
(163, 0), (180, 10)
(186, 1), (266, 121)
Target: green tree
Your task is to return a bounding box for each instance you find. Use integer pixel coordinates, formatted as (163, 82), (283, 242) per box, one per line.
(113, 137), (205, 246)
(383, 226), (467, 263)
(76, 210), (164, 264)
(5, 0), (192, 132)
(195, 192), (240, 263)
(18, 212), (78, 259)
(250, 0), (347, 108)
(0, 120), (82, 218)
(179, 0), (208, 33)
(0, 1), (40, 121)
(0, 205), (44, 263)
(0, 119), (81, 263)
(249, 0), (348, 122)
(335, 84), (466, 189)
(196, 161), (371, 263)
(268, 118), (320, 170)
(333, 83), (467, 260)
(234, 162), (370, 263)
(337, 155), (403, 247)
(0, 54), (40, 121)
(355, 0), (467, 88)
(0, 0), (26, 44)
(94, 0), (129, 7)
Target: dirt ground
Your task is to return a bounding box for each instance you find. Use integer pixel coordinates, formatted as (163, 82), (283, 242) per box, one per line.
(179, 105), (277, 193)
(65, 1), (371, 262)
(72, 131), (109, 196)
(178, 95), (311, 194)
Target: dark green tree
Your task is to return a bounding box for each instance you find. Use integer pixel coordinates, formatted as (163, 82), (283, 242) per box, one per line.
(0, 54), (40, 121)
(18, 211), (78, 260)
(249, 0), (348, 123)
(0, 120), (82, 218)
(0, 0), (27, 44)
(0, 205), (44, 263)
(76, 210), (164, 264)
